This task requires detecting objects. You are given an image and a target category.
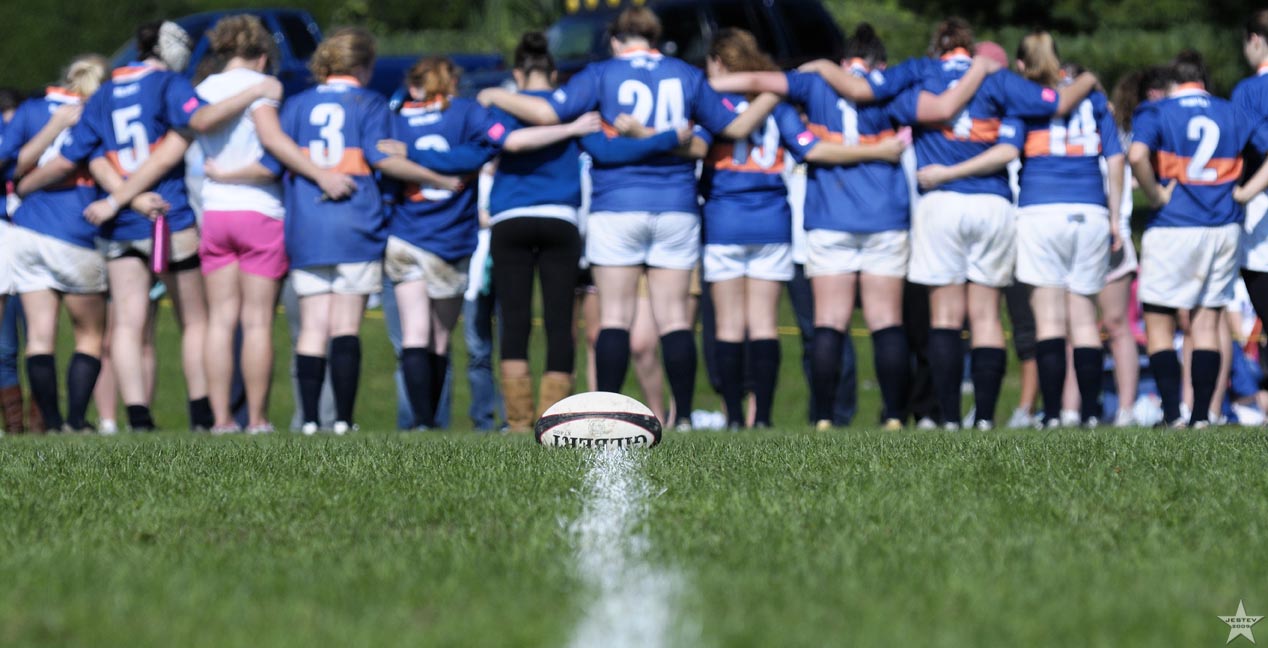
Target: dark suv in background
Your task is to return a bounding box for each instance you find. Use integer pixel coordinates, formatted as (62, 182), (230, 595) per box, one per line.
(547, 0), (845, 79)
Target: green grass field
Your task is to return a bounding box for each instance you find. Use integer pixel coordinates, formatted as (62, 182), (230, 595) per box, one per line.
(2, 300), (1266, 647)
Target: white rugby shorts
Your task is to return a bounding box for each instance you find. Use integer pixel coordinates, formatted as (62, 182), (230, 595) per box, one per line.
(291, 261), (383, 297)
(99, 226), (201, 265)
(703, 243), (794, 283)
(1015, 203), (1110, 296)
(908, 191), (1015, 287)
(1139, 223), (1240, 309)
(11, 227), (107, 294)
(0, 220), (14, 296)
(804, 228), (908, 278)
(1241, 191), (1268, 271)
(585, 211), (700, 269)
(383, 235), (470, 299)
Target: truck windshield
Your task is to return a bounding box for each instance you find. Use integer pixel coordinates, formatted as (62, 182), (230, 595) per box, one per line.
(278, 14), (319, 62)
(547, 13), (612, 61)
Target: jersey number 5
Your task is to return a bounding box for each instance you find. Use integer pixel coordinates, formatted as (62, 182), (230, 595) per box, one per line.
(111, 105), (150, 174)
(309, 103), (346, 167)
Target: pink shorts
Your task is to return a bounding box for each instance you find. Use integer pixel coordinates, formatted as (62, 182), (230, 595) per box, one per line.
(200, 210), (289, 279)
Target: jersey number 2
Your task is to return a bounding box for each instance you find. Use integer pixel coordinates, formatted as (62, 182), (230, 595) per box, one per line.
(1186, 116), (1221, 182)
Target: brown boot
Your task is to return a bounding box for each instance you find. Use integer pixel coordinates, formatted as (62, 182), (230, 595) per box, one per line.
(538, 372), (574, 419)
(26, 395), (45, 434)
(501, 372), (534, 434)
(0, 385), (24, 434)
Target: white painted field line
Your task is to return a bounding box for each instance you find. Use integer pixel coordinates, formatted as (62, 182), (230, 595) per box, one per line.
(567, 447), (689, 648)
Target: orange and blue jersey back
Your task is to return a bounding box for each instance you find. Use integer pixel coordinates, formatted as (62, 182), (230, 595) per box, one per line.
(280, 77), (392, 268)
(1016, 91), (1122, 208)
(1132, 86), (1260, 228)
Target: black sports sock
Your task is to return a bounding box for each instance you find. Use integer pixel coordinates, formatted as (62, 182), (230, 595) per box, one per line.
(188, 397), (213, 430)
(928, 328), (965, 425)
(1073, 346), (1104, 423)
(1190, 349), (1221, 425)
(25, 354), (63, 430)
(427, 351), (449, 425)
(1149, 350), (1182, 424)
(594, 328), (631, 393)
(1035, 338), (1067, 425)
(810, 327), (844, 423)
(65, 353), (101, 430)
(329, 336), (361, 424)
(871, 326), (910, 422)
(126, 404), (155, 431)
(715, 341), (745, 426)
(971, 347), (1007, 426)
(750, 338), (780, 427)
(296, 354), (326, 426)
(401, 347), (434, 429)
(660, 330), (697, 424)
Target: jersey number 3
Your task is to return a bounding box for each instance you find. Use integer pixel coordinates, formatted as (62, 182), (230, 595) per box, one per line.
(309, 103), (346, 167)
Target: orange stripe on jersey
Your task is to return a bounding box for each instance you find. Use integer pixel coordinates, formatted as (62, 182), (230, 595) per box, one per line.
(1154, 150), (1243, 185)
(859, 130), (896, 145)
(1023, 131), (1097, 157)
(300, 147), (373, 176)
(705, 142), (786, 174)
(809, 123), (894, 145)
(104, 134), (167, 177)
(942, 118), (1000, 143)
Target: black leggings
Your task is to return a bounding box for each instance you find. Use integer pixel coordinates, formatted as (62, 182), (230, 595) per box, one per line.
(490, 217), (582, 373)
(1243, 269), (1268, 389)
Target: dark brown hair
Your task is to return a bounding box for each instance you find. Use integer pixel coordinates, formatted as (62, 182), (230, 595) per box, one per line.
(709, 28), (777, 73)
(611, 7), (661, 45)
(929, 17), (974, 57)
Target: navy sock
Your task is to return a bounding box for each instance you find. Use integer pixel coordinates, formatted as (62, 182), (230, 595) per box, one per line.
(427, 350), (449, 427)
(971, 347), (1007, 425)
(595, 328), (631, 393)
(1035, 338), (1067, 425)
(329, 336), (361, 424)
(296, 354), (326, 426)
(871, 326), (910, 422)
(928, 328), (965, 425)
(811, 327), (844, 422)
(749, 338), (780, 427)
(126, 404), (155, 431)
(1073, 346), (1104, 422)
(401, 347), (434, 429)
(1190, 349), (1221, 425)
(25, 354), (62, 430)
(66, 353), (101, 430)
(1149, 350), (1182, 424)
(188, 397), (213, 430)
(715, 341), (745, 426)
(660, 330), (697, 424)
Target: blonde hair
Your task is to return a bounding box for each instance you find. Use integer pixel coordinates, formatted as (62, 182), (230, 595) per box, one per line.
(309, 27), (375, 81)
(64, 54), (109, 97)
(1016, 31), (1062, 88)
(208, 14), (276, 63)
(407, 57), (459, 110)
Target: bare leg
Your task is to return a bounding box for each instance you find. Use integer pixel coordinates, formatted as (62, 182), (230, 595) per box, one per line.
(203, 263), (242, 427)
(163, 266), (210, 401)
(1099, 275), (1139, 421)
(629, 294), (666, 423)
(240, 272), (281, 428)
(107, 258), (154, 408)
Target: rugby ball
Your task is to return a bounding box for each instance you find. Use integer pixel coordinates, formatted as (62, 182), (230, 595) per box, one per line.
(535, 391), (662, 448)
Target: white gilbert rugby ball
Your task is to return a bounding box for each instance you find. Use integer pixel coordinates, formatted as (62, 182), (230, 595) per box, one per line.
(535, 391), (662, 448)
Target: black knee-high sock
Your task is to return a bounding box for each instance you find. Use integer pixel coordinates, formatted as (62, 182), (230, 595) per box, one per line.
(401, 347), (433, 429)
(661, 330), (697, 424)
(810, 327), (844, 422)
(329, 336), (361, 424)
(1035, 338), (1067, 425)
(595, 328), (631, 393)
(188, 397), (213, 430)
(25, 354), (63, 430)
(1190, 349), (1221, 425)
(715, 341), (745, 426)
(750, 338), (780, 427)
(66, 353), (101, 430)
(126, 405), (155, 431)
(871, 326), (910, 421)
(296, 354), (326, 425)
(928, 328), (965, 425)
(1073, 346), (1104, 423)
(1149, 350), (1182, 424)
(427, 350), (449, 426)
(971, 347), (1007, 426)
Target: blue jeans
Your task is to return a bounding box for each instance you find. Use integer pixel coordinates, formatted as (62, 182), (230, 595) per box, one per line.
(0, 299), (23, 388)
(464, 291), (501, 431)
(786, 263), (856, 425)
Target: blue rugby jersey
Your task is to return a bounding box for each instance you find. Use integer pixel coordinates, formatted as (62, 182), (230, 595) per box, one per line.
(280, 76), (392, 268)
(1232, 65), (1268, 168)
(1132, 85), (1261, 228)
(0, 88), (99, 248)
(59, 64), (204, 240)
(1016, 91), (1122, 208)
(786, 66), (909, 233)
(889, 51), (1060, 199)
(697, 96), (817, 245)
(547, 48), (738, 214)
(387, 96), (495, 262)
(865, 56), (935, 102)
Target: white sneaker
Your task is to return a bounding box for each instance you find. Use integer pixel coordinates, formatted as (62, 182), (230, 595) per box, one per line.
(974, 419), (995, 431)
(98, 419), (119, 436)
(333, 421), (356, 436)
(1231, 403), (1265, 426)
(1060, 409), (1081, 427)
(301, 422), (318, 436)
(916, 417), (938, 430)
(1112, 409), (1136, 428)
(1083, 416), (1100, 429)
(1006, 408), (1034, 429)
(942, 422), (961, 432)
